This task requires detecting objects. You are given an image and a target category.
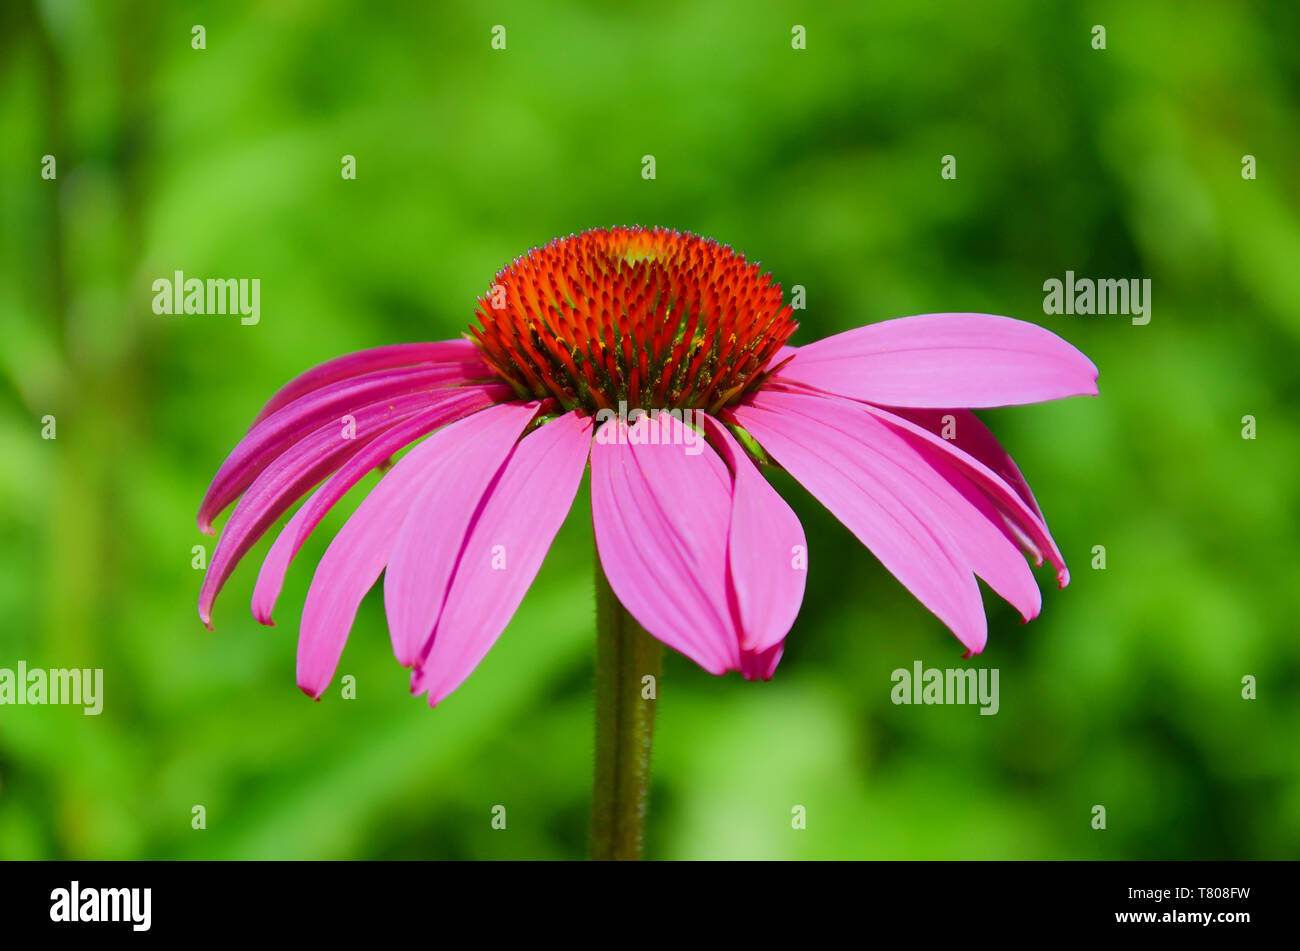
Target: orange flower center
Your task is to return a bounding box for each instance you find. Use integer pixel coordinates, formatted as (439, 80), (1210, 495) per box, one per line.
(470, 226), (798, 413)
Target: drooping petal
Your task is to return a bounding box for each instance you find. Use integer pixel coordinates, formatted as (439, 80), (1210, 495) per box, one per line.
(752, 392), (1042, 624)
(410, 411), (593, 706)
(880, 407), (1045, 519)
(251, 384), (510, 625)
(200, 391), (434, 628)
(903, 444), (1042, 621)
(858, 403), (1068, 585)
(296, 401), (532, 697)
(776, 313), (1099, 408)
(251, 340), (486, 425)
(732, 392), (989, 654)
(740, 642), (784, 681)
(382, 401), (540, 667)
(590, 414), (740, 675)
(198, 363), (484, 533)
(702, 413), (807, 652)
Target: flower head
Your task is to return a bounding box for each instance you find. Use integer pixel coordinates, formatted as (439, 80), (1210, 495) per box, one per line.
(198, 226), (1098, 707)
(471, 226), (797, 413)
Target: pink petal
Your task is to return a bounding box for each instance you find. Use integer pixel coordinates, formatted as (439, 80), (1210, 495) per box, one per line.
(732, 392), (989, 654)
(296, 401), (530, 698)
(410, 411), (593, 706)
(251, 340), (486, 425)
(590, 414), (740, 675)
(199, 392), (432, 628)
(776, 312), (1099, 408)
(753, 392), (1041, 624)
(382, 401), (540, 668)
(859, 404), (1069, 586)
(251, 385), (509, 625)
(904, 446), (1042, 622)
(881, 408), (1044, 519)
(198, 363), (484, 533)
(740, 642), (784, 681)
(701, 413), (807, 652)
(767, 344), (798, 368)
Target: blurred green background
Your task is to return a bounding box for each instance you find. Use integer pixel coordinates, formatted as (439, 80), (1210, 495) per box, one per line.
(1, 0), (1297, 860)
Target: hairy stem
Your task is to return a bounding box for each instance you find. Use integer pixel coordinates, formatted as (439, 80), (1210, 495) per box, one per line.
(590, 558), (663, 860)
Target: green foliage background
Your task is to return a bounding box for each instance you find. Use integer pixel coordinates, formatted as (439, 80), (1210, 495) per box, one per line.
(1, 0), (1297, 859)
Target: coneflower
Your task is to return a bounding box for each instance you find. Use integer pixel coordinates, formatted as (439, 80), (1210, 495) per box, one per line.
(198, 225), (1098, 858)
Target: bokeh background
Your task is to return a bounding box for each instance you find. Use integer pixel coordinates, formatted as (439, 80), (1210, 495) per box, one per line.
(1, 0), (1297, 860)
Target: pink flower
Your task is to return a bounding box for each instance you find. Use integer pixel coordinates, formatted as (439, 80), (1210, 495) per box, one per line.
(198, 226), (1098, 707)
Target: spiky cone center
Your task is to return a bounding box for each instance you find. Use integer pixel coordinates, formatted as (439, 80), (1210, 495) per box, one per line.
(470, 226), (798, 414)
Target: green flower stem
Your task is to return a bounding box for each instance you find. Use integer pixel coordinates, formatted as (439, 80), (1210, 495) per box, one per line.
(590, 557), (663, 861)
